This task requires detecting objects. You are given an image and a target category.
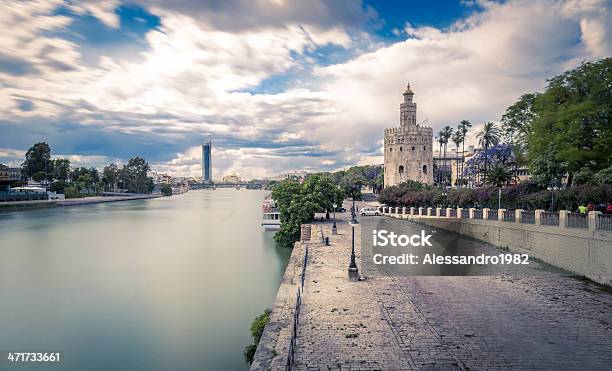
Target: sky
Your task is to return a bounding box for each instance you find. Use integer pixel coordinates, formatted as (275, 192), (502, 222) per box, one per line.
(0, 0), (610, 180)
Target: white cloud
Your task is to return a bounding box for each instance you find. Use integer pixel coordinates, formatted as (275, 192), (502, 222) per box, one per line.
(0, 0), (610, 179)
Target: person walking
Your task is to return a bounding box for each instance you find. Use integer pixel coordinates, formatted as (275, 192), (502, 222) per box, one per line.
(578, 203), (588, 214)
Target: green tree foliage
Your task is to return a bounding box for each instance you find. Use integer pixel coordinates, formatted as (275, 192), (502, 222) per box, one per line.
(51, 158), (71, 181)
(243, 308), (271, 365)
(501, 93), (538, 166)
(272, 175), (344, 248)
(21, 142), (52, 181)
(102, 163), (120, 191)
(124, 157), (154, 194)
(484, 163), (513, 187)
(528, 58), (612, 187)
(160, 183), (172, 196)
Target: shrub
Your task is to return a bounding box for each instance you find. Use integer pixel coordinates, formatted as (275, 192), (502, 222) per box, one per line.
(244, 309), (272, 365)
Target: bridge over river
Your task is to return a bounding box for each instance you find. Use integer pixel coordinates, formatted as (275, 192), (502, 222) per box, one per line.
(253, 201), (612, 370)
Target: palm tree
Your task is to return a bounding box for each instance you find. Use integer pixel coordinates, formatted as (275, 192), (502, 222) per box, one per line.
(436, 131), (445, 184)
(458, 120), (472, 185)
(485, 163), (512, 187)
(451, 130), (462, 187)
(441, 126), (453, 186)
(475, 121), (502, 183)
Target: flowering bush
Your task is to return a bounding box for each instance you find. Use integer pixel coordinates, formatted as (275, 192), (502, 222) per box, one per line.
(378, 182), (610, 211)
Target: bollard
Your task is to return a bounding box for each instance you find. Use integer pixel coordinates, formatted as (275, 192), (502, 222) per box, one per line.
(325, 236), (330, 246)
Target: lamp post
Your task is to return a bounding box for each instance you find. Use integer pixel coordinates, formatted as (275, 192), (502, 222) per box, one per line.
(348, 217), (359, 280)
(332, 201), (338, 235)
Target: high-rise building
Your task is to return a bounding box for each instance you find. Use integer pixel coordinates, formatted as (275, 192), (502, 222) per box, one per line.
(202, 141), (212, 182)
(383, 83), (433, 187)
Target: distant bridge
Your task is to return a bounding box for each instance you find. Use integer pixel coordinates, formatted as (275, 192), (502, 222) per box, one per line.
(189, 182), (263, 190)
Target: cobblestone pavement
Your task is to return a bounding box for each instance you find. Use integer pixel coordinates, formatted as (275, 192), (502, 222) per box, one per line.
(293, 205), (612, 370)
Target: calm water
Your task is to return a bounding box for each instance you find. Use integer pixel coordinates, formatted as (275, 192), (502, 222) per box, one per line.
(0, 190), (291, 371)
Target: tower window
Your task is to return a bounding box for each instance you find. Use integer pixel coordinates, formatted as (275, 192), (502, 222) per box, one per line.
(423, 165), (427, 174)
(389, 148), (392, 152)
(423, 146), (426, 150)
(399, 146), (402, 151)
(399, 165), (404, 174)
(412, 146), (415, 151)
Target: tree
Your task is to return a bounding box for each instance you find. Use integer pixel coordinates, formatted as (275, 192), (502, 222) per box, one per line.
(528, 58), (612, 187)
(475, 122), (502, 179)
(21, 142), (52, 182)
(52, 158), (71, 181)
(458, 120), (472, 185)
(160, 183), (172, 196)
(440, 126), (453, 186)
(125, 157), (154, 193)
(501, 93), (538, 166)
(451, 130), (463, 187)
(436, 131), (445, 184)
(271, 175), (343, 248)
(102, 163), (120, 190)
(485, 163), (513, 187)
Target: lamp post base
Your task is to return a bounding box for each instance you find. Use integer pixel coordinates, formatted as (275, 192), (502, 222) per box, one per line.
(348, 267), (359, 281)
(332, 226), (337, 235)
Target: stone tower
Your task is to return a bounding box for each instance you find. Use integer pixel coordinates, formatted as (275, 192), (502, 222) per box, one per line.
(384, 83), (433, 187)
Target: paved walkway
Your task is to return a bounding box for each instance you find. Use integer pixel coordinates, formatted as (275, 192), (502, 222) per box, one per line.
(293, 204), (612, 370)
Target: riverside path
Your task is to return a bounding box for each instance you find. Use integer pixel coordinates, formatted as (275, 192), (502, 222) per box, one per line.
(284, 201), (612, 370)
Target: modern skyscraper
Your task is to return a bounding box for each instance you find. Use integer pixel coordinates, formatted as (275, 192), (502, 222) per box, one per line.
(202, 140), (212, 182)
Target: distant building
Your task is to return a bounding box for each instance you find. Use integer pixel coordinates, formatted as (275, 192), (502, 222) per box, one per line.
(0, 165), (21, 183)
(384, 83), (434, 187)
(202, 141), (212, 183)
(223, 174), (241, 183)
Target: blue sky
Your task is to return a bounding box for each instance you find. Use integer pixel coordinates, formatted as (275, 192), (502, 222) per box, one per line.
(0, 0), (610, 179)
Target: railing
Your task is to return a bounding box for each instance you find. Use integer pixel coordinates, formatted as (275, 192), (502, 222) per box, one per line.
(286, 243), (309, 370)
(567, 213), (588, 229)
(285, 289), (301, 371)
(488, 209), (498, 220)
(597, 214), (612, 231)
(300, 245), (309, 290)
(387, 205), (612, 232)
(521, 211), (535, 224)
(541, 212), (559, 226)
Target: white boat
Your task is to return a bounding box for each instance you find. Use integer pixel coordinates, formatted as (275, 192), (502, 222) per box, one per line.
(261, 197), (281, 231)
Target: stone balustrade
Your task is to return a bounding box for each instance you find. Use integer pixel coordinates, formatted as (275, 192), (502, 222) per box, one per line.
(379, 206), (610, 230)
(378, 206), (612, 286)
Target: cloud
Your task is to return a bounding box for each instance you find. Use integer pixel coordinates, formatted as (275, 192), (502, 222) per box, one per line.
(0, 0), (610, 179)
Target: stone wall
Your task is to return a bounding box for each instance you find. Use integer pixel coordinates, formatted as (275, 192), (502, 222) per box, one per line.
(251, 225), (323, 370)
(382, 209), (612, 286)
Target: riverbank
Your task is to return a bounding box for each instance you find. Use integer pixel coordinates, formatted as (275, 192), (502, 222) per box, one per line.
(0, 193), (162, 212)
(253, 205), (612, 370)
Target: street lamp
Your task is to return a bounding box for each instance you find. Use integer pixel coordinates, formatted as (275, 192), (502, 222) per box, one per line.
(332, 201), (338, 235)
(348, 216), (359, 280)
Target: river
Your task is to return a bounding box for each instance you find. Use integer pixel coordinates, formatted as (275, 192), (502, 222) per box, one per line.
(0, 190), (291, 371)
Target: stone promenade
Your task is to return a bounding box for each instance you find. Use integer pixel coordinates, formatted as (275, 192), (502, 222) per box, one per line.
(254, 203), (612, 370)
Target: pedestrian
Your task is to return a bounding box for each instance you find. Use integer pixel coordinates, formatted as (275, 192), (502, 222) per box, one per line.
(587, 202), (595, 212)
(578, 203), (588, 214)
(607, 203), (612, 215)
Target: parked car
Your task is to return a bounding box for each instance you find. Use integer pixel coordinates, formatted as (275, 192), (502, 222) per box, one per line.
(360, 207), (380, 216)
(333, 206), (346, 212)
